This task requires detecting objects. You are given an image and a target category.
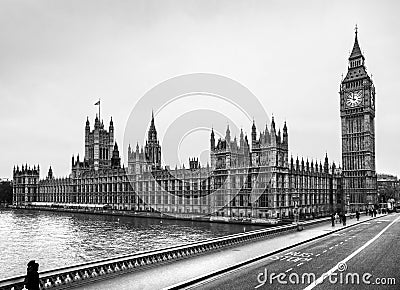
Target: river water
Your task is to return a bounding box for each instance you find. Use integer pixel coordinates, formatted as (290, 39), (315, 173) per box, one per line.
(0, 209), (262, 280)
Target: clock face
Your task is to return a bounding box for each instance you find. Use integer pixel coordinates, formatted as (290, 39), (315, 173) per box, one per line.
(345, 90), (363, 107)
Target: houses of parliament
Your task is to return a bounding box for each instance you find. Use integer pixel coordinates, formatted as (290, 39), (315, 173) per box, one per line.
(12, 30), (377, 220)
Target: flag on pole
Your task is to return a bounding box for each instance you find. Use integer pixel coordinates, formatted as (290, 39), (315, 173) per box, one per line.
(94, 100), (100, 105)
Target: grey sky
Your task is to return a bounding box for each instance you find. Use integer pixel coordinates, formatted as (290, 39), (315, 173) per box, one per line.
(1, 0), (399, 179)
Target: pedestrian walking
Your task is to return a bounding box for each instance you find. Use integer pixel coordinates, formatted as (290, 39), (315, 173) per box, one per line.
(24, 260), (40, 290)
(373, 209), (377, 217)
(335, 213), (339, 224)
(356, 211), (360, 221)
(342, 213), (347, 226)
(331, 213), (335, 227)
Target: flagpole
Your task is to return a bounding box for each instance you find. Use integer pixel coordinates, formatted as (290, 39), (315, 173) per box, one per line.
(94, 99), (101, 121)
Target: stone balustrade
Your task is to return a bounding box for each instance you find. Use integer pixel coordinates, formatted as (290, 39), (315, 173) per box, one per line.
(0, 218), (329, 290)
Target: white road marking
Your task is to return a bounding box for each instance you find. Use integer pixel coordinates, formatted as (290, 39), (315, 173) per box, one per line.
(329, 247), (333, 250)
(340, 242), (343, 245)
(335, 244), (339, 247)
(303, 215), (400, 290)
(362, 222), (371, 225)
(323, 250), (327, 253)
(297, 263), (303, 267)
(315, 254), (320, 257)
(285, 268), (293, 273)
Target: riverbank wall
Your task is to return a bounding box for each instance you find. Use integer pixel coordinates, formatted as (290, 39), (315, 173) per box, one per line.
(9, 205), (333, 227)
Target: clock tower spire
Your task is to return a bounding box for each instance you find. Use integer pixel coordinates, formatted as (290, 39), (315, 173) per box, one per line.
(339, 27), (377, 212)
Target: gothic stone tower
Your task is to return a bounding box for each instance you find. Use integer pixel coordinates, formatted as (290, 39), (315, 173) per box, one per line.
(340, 28), (377, 211)
(145, 112), (162, 170)
(12, 164), (40, 205)
(84, 115), (114, 171)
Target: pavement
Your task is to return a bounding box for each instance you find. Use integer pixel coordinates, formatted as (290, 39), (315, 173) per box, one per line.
(79, 213), (394, 290)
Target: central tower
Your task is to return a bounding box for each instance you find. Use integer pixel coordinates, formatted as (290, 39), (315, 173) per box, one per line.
(145, 111), (162, 170)
(339, 27), (377, 211)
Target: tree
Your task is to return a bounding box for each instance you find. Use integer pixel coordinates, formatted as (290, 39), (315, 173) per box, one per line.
(0, 181), (12, 204)
(378, 181), (399, 203)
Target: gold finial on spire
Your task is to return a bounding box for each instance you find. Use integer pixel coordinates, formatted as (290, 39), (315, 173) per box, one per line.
(355, 24), (358, 35)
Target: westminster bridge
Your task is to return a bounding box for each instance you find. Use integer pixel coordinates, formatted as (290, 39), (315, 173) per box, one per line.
(1, 211), (395, 290)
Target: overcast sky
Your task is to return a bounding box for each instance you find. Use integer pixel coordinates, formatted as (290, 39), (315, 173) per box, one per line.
(1, 0), (399, 179)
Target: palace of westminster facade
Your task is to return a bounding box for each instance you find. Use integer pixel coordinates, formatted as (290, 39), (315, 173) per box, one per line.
(12, 30), (377, 220)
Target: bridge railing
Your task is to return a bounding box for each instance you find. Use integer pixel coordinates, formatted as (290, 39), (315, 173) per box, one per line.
(0, 217), (328, 290)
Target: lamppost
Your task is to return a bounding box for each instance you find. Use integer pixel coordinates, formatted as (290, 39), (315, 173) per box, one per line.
(292, 193), (302, 230)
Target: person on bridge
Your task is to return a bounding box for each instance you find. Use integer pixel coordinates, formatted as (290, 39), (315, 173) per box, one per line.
(331, 213), (335, 227)
(342, 213), (347, 226)
(356, 211), (360, 221)
(24, 260), (40, 290)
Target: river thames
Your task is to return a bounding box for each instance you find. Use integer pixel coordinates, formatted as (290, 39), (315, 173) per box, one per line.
(0, 208), (263, 280)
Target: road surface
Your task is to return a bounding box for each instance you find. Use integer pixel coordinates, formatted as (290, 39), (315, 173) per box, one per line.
(191, 213), (400, 290)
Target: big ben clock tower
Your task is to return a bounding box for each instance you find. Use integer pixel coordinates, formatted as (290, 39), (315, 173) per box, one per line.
(340, 27), (377, 212)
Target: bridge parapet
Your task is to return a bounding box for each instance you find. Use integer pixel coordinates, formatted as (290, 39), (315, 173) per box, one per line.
(0, 218), (329, 290)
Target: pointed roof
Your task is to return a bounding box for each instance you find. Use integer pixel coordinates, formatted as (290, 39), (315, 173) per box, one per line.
(150, 110), (155, 127)
(225, 124), (231, 142)
(349, 26), (364, 60)
(147, 110), (158, 142)
(271, 116), (275, 131)
(343, 27), (370, 83)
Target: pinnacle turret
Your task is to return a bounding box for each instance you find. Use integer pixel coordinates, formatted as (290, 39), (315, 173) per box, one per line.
(271, 116), (276, 132)
(210, 128), (215, 151)
(225, 125), (231, 143)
